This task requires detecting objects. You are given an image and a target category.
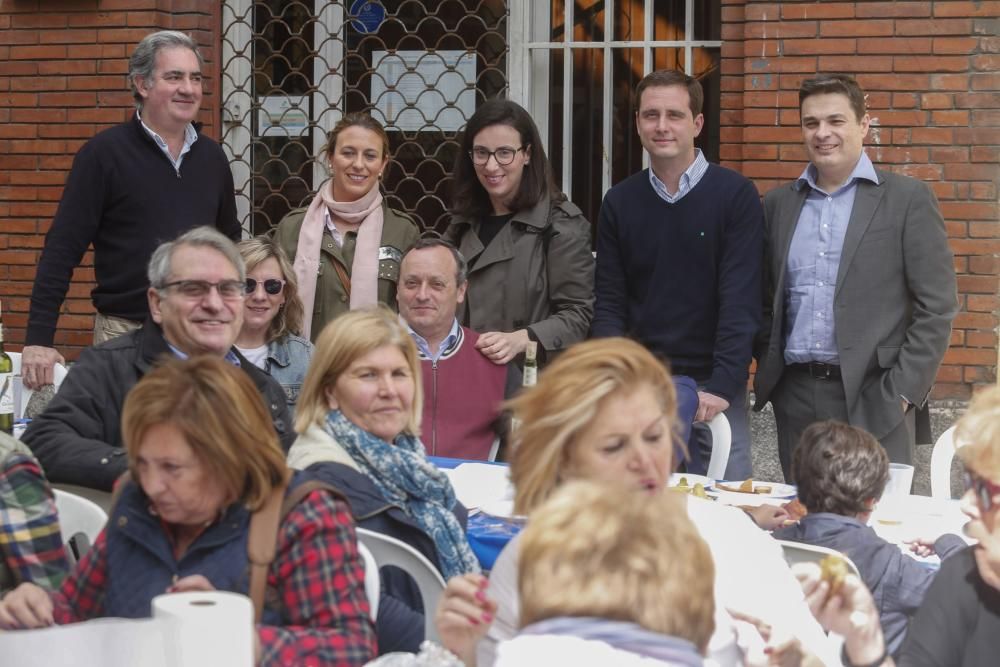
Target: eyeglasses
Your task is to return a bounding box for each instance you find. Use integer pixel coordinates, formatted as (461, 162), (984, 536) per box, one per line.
(964, 468), (1000, 512)
(245, 278), (286, 295)
(469, 146), (525, 166)
(159, 279), (245, 300)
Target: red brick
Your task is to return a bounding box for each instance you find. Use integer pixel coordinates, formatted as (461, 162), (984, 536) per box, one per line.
(954, 128), (1000, 144)
(934, 1), (1000, 17)
(858, 2), (932, 18)
(872, 110), (927, 126)
(935, 365), (964, 383)
(944, 163), (999, 181)
(942, 202), (999, 221)
(745, 21), (818, 39)
(744, 4), (780, 21)
(858, 37), (932, 54)
(933, 37), (981, 54)
(896, 19), (973, 36)
(945, 221), (968, 238)
(869, 146), (929, 163)
(819, 55), (893, 71)
(896, 55), (969, 73)
(932, 110), (971, 126)
(970, 222), (1000, 238)
(782, 38), (856, 55)
(895, 164), (943, 180)
(931, 384), (972, 401)
(781, 3), (855, 19)
(931, 74), (972, 90)
(971, 73), (1000, 90)
(857, 73), (932, 91)
(971, 183), (998, 200)
(967, 331), (1000, 348)
(892, 93), (919, 108)
(821, 20), (893, 37)
(972, 55), (1000, 71)
(921, 93), (954, 109)
(931, 147), (970, 162)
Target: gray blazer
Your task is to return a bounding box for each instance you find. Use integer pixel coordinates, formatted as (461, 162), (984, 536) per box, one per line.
(753, 167), (958, 440)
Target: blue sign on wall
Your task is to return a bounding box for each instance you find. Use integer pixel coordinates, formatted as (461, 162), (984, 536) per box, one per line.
(350, 0), (386, 34)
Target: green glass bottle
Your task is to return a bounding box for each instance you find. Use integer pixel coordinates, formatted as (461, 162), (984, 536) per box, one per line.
(0, 301), (14, 435)
(523, 341), (538, 387)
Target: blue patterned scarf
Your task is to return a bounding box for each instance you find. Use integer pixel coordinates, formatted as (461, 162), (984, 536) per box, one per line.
(325, 410), (481, 577)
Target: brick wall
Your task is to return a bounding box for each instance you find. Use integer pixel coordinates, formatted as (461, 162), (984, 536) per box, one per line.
(721, 0), (1000, 401)
(0, 0), (222, 358)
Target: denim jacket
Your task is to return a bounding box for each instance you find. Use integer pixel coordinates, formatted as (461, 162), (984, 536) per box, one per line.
(265, 334), (314, 411)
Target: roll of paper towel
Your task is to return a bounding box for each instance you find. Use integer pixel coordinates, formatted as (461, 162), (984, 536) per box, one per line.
(152, 591), (255, 667)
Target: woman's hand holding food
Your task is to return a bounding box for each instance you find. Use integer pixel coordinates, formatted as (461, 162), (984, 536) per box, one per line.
(435, 573), (497, 666)
(0, 582), (54, 629)
(793, 562), (890, 666)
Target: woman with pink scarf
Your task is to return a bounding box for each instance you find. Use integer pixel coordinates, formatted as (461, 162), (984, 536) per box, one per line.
(274, 113), (420, 341)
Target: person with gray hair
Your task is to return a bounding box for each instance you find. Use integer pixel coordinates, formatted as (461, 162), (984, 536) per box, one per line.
(22, 29), (239, 391)
(396, 237), (520, 460)
(22, 227), (293, 493)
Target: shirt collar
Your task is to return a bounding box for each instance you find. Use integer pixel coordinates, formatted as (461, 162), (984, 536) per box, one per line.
(137, 111), (199, 151)
(405, 318), (461, 361)
(167, 343), (242, 367)
(796, 151), (879, 194)
(648, 149), (708, 197)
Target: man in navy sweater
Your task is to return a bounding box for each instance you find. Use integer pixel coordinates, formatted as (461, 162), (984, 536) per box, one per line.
(21, 30), (239, 390)
(591, 70), (763, 479)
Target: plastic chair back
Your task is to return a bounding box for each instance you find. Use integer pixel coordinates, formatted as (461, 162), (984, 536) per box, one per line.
(706, 412), (732, 479)
(53, 488), (108, 563)
(357, 540), (380, 621)
(6, 351), (69, 419)
(776, 539), (861, 579)
(355, 527), (446, 642)
(930, 425), (959, 500)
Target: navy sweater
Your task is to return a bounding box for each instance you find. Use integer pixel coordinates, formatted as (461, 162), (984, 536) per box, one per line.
(591, 165), (763, 402)
(26, 114), (239, 347)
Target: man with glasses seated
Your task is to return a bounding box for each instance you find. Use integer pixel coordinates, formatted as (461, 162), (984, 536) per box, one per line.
(22, 227), (294, 492)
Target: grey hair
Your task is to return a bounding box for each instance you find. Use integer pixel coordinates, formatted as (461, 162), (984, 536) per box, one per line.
(128, 31), (203, 109)
(148, 226), (246, 289)
(402, 236), (468, 286)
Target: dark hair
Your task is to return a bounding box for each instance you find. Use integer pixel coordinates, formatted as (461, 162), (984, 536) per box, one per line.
(128, 31), (203, 109)
(634, 70), (704, 118)
(402, 236), (468, 286)
(450, 98), (560, 219)
(793, 420), (889, 515)
(798, 74), (867, 122)
(323, 112), (391, 161)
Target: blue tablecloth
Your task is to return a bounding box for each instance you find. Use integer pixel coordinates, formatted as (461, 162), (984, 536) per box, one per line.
(430, 456), (519, 570)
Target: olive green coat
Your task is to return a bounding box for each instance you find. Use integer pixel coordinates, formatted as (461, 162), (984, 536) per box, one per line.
(446, 194), (595, 358)
(274, 203), (420, 341)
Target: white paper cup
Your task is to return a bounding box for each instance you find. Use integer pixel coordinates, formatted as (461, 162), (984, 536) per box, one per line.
(884, 463), (915, 497)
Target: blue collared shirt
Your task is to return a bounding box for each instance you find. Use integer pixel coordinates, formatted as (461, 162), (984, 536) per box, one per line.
(167, 342), (242, 367)
(783, 153), (880, 364)
(406, 318), (460, 362)
(648, 149), (710, 204)
(137, 111), (198, 175)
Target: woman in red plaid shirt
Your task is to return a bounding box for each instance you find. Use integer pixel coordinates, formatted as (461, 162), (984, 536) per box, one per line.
(0, 356), (377, 666)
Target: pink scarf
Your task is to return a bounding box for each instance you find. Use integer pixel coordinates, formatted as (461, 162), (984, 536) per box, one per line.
(294, 180), (384, 339)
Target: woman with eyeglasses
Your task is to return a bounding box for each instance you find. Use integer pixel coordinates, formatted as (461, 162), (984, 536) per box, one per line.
(445, 100), (594, 366)
(236, 238), (314, 412)
(274, 113), (420, 341)
(901, 385), (1000, 666)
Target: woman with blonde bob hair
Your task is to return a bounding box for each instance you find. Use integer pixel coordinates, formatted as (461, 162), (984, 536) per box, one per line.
(289, 307), (479, 654)
(433, 338), (837, 667)
(0, 357), (377, 665)
(901, 385), (1000, 664)
(498, 480), (715, 665)
(236, 237), (314, 411)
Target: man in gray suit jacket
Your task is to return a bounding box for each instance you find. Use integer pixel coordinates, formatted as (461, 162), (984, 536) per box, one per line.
(754, 74), (958, 480)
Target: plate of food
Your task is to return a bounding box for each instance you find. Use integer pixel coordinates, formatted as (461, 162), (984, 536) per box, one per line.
(667, 473), (714, 499)
(708, 478), (797, 499)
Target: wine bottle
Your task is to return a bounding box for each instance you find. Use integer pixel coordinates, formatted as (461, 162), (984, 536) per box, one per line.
(523, 341), (538, 387)
(0, 301), (14, 435)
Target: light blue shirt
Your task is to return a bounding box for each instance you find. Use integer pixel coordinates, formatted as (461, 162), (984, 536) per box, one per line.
(406, 318), (460, 362)
(167, 342), (241, 367)
(648, 149), (710, 204)
(137, 111), (198, 175)
(783, 153), (880, 364)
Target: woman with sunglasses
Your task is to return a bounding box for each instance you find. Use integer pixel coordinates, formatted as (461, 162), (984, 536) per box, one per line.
(236, 238), (314, 412)
(445, 100), (594, 366)
(901, 385), (1000, 666)
(274, 113), (420, 341)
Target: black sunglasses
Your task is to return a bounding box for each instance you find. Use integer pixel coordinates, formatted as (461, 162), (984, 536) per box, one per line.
(964, 468), (1000, 512)
(245, 278), (285, 295)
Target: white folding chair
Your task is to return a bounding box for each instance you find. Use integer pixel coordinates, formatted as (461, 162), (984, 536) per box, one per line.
(357, 540), (380, 621)
(6, 351), (69, 419)
(706, 412), (732, 480)
(355, 527), (446, 642)
(53, 489), (108, 563)
(930, 425), (959, 500)
(776, 540), (861, 579)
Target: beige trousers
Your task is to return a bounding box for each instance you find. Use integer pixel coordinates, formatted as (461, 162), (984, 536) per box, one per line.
(93, 313), (142, 344)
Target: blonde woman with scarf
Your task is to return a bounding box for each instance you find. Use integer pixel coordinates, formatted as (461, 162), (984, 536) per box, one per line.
(274, 113), (420, 341)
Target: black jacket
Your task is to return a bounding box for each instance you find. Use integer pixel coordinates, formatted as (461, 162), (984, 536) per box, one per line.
(23, 322), (294, 491)
(304, 461), (468, 654)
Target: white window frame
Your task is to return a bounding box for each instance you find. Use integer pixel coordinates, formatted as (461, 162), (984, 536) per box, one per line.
(508, 0), (722, 200)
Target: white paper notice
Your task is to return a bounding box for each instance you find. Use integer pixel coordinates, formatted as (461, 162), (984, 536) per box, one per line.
(258, 95), (310, 137)
(372, 50), (476, 131)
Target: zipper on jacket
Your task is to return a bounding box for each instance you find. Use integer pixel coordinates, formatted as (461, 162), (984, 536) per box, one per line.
(431, 360), (438, 455)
